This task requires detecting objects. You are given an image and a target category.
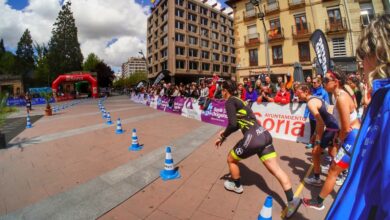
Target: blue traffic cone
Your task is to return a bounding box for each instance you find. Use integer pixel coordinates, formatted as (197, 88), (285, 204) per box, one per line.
(106, 112), (113, 125)
(129, 128), (142, 151)
(258, 196), (273, 220)
(160, 146), (181, 181)
(115, 118), (124, 134)
(26, 114), (32, 128)
(102, 110), (106, 118)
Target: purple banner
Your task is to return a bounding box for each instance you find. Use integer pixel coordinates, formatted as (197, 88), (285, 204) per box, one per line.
(171, 96), (185, 114)
(201, 99), (228, 127)
(157, 96), (169, 111)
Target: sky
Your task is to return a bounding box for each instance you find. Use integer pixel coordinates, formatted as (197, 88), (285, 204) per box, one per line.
(0, 0), (232, 73)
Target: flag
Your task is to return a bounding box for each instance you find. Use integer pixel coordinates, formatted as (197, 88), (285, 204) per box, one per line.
(310, 30), (331, 76)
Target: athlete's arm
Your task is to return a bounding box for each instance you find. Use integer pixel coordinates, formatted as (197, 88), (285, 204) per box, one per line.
(222, 99), (239, 138)
(336, 94), (352, 142)
(308, 99), (325, 143)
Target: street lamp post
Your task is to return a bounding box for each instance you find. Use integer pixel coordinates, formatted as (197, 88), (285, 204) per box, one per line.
(249, 0), (270, 75)
(139, 50), (150, 85)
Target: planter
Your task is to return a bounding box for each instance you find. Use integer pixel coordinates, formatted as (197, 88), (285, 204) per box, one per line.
(45, 108), (52, 116)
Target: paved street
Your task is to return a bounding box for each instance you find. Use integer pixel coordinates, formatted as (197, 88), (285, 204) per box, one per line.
(0, 96), (339, 220)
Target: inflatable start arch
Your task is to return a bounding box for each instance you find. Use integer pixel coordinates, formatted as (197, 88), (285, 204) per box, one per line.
(52, 73), (98, 98)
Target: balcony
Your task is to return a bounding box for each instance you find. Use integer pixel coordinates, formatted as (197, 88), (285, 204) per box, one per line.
(267, 27), (284, 42)
(243, 10), (257, 22)
(264, 1), (280, 16)
(325, 18), (348, 34)
(244, 33), (260, 47)
(288, 0), (306, 10)
(292, 23), (312, 39)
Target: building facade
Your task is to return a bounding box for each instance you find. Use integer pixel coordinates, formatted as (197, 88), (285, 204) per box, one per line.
(146, 0), (236, 83)
(121, 57), (147, 78)
(226, 0), (386, 82)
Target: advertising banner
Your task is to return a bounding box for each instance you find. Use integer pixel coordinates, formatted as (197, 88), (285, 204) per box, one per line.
(310, 30), (331, 76)
(200, 99), (228, 127)
(171, 96), (185, 114)
(251, 102), (310, 142)
(157, 96), (169, 111)
(181, 98), (202, 121)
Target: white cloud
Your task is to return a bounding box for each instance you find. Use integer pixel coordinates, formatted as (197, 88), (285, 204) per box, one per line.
(0, 0), (149, 70)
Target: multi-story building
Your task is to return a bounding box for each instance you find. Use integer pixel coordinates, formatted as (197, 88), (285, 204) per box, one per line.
(226, 0), (386, 82)
(146, 0), (236, 83)
(121, 57), (147, 78)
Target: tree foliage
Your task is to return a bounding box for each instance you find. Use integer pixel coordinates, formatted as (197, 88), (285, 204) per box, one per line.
(0, 39), (5, 56)
(33, 43), (50, 87)
(95, 61), (115, 87)
(15, 29), (35, 86)
(48, 1), (83, 77)
(0, 51), (16, 75)
(83, 53), (101, 72)
(113, 70), (148, 88)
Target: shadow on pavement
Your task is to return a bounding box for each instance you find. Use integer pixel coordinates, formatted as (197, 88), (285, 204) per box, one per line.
(280, 155), (310, 180)
(220, 163), (287, 209)
(6, 137), (40, 151)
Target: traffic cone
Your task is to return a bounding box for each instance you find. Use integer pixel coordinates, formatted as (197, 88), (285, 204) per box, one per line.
(160, 146), (181, 181)
(26, 114), (32, 128)
(129, 128), (142, 151)
(102, 109), (106, 118)
(115, 118), (124, 134)
(106, 112), (113, 125)
(258, 196), (273, 220)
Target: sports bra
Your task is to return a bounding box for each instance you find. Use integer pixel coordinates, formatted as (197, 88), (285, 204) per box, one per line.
(333, 90), (358, 125)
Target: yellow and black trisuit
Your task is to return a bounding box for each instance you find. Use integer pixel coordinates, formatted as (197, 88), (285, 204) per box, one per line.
(222, 96), (277, 162)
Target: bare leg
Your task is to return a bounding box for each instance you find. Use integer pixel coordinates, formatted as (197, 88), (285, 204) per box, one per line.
(312, 145), (322, 174)
(263, 157), (292, 191)
(319, 163), (344, 199)
(227, 153), (240, 179)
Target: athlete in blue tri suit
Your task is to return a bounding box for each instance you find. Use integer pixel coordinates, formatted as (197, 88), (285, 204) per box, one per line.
(215, 80), (301, 218)
(294, 83), (339, 187)
(302, 70), (361, 210)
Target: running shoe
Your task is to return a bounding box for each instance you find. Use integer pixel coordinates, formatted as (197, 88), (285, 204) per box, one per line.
(336, 175), (345, 186)
(302, 198), (325, 211)
(285, 197), (302, 218)
(305, 143), (313, 149)
(224, 180), (243, 194)
(304, 176), (322, 187)
(321, 165), (330, 174)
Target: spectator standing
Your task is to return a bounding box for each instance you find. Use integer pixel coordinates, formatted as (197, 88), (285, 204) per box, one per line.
(237, 83), (246, 100)
(274, 83), (290, 105)
(245, 86), (258, 106)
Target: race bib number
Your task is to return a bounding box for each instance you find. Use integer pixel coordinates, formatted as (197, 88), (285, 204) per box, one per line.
(334, 148), (346, 163)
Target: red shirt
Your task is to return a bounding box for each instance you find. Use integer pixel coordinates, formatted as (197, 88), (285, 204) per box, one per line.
(209, 84), (216, 98)
(274, 91), (290, 104)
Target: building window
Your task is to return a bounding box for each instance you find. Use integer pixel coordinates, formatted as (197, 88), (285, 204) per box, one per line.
(247, 24), (258, 39)
(200, 17), (208, 26)
(154, 42), (158, 49)
(189, 61), (198, 70)
(294, 14), (308, 34)
(221, 35), (227, 43)
(161, 61), (168, 70)
(230, 48), (235, 54)
(230, 38), (235, 45)
(188, 2), (197, 11)
(332, 38), (346, 57)
(220, 16), (226, 24)
(161, 12), (168, 22)
(360, 3), (375, 26)
(298, 42), (311, 62)
(175, 20), (184, 29)
(223, 65), (229, 73)
(202, 63), (210, 70)
(249, 49), (258, 66)
(231, 66), (236, 73)
(201, 28), (209, 37)
(270, 18), (281, 31)
(201, 39), (209, 48)
(175, 0), (183, 6)
(212, 53), (220, 61)
(222, 55), (228, 62)
(211, 21), (218, 29)
(201, 51), (210, 59)
(154, 53), (158, 61)
(175, 9), (184, 17)
(212, 32), (219, 40)
(176, 46), (185, 55)
(188, 13), (197, 22)
(161, 36), (168, 45)
(188, 49), (198, 57)
(211, 11), (217, 19)
(213, 64), (220, 72)
(245, 2), (255, 17)
(272, 45), (283, 64)
(229, 28), (234, 36)
(188, 36), (198, 45)
(200, 7), (208, 15)
(176, 60), (185, 69)
(212, 42), (219, 50)
(222, 45), (228, 52)
(175, 33), (185, 42)
(231, 57), (236, 63)
(161, 48), (168, 58)
(161, 24), (168, 33)
(327, 8), (342, 24)
(188, 24), (197, 33)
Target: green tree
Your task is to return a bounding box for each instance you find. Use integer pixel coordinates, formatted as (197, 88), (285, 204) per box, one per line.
(0, 51), (16, 75)
(0, 39), (5, 56)
(95, 61), (115, 87)
(83, 53), (101, 71)
(15, 29), (35, 87)
(128, 70), (148, 86)
(33, 43), (50, 86)
(48, 1), (83, 77)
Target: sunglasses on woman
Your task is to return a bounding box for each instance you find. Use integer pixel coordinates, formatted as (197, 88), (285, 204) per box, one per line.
(323, 77), (335, 84)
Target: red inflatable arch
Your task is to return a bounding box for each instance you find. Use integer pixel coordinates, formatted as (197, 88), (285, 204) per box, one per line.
(52, 72), (98, 98)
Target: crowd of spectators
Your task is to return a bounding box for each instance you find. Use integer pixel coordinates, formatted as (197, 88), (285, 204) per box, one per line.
(133, 72), (366, 110)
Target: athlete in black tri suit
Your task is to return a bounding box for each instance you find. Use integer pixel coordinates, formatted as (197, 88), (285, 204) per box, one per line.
(294, 83), (339, 187)
(215, 80), (301, 218)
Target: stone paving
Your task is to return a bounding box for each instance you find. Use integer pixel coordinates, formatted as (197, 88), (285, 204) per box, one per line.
(0, 96), (339, 220)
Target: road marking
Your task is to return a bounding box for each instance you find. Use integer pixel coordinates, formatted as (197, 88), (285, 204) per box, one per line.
(281, 164), (313, 218)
